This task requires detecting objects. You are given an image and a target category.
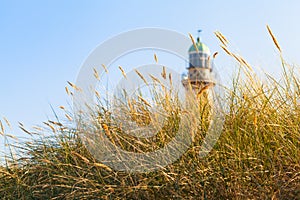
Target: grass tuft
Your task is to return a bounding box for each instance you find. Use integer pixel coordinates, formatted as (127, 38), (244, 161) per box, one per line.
(0, 27), (299, 199)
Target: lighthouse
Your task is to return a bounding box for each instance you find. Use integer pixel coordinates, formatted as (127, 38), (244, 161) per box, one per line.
(181, 31), (215, 93)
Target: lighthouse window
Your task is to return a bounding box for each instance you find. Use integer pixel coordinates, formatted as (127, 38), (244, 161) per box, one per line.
(189, 53), (208, 68)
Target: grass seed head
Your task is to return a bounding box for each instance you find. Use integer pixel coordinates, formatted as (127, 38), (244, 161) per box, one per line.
(135, 69), (148, 85)
(0, 120), (4, 135)
(3, 117), (11, 129)
(65, 86), (70, 95)
(67, 81), (81, 91)
(101, 64), (109, 73)
(213, 52), (219, 59)
(93, 68), (100, 80)
(220, 45), (232, 56)
(65, 114), (73, 121)
(189, 33), (199, 53)
(95, 90), (101, 98)
(154, 53), (158, 63)
(118, 66), (127, 79)
(267, 25), (282, 53)
(161, 66), (166, 79)
(214, 31), (229, 47)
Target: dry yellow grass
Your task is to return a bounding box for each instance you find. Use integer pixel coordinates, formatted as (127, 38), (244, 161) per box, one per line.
(266, 25), (282, 52)
(118, 65), (127, 79)
(0, 26), (299, 199)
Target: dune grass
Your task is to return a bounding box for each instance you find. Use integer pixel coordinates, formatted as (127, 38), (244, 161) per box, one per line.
(0, 27), (299, 199)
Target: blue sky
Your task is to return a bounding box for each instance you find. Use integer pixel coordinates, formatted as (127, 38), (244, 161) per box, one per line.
(0, 0), (300, 140)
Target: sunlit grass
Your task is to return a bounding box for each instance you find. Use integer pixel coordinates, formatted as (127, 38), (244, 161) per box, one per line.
(0, 26), (299, 199)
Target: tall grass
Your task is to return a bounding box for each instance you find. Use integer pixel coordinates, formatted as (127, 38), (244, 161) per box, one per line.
(0, 26), (299, 199)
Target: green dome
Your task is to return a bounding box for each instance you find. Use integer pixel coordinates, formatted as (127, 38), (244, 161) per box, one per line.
(188, 41), (210, 54)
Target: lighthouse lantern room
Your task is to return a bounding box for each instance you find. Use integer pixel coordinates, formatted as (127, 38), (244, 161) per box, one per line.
(182, 30), (215, 92)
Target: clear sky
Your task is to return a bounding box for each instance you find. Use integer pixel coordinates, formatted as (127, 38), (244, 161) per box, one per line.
(1, 0), (300, 141)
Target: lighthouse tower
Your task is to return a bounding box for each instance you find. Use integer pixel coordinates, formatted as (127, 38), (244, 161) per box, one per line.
(182, 31), (215, 93)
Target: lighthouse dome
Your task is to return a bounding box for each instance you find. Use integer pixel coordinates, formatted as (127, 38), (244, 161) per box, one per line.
(188, 37), (211, 69)
(188, 40), (211, 55)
